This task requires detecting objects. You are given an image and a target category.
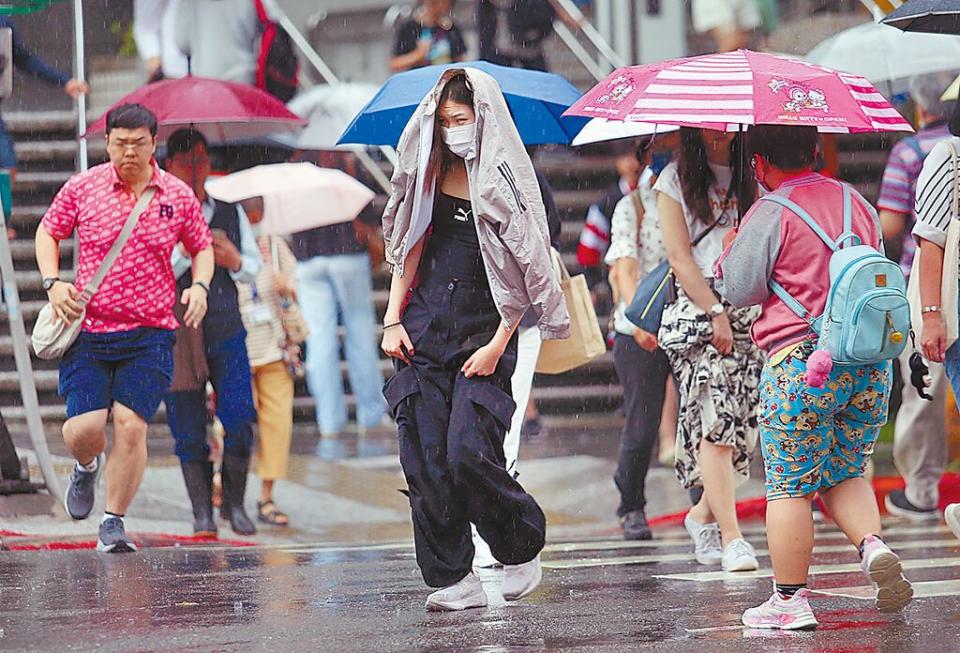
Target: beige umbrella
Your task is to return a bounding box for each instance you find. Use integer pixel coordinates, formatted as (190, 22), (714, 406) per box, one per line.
(205, 162), (376, 236)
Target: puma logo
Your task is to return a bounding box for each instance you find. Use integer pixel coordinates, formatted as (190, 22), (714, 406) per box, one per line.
(454, 207), (471, 223)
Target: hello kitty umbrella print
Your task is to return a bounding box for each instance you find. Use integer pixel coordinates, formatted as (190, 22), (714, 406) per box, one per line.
(563, 49), (913, 134)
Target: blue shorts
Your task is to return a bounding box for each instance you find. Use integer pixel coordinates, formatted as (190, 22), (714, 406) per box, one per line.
(59, 328), (176, 422)
(758, 343), (891, 500)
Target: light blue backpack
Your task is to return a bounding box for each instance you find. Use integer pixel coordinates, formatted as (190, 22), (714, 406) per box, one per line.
(762, 184), (910, 366)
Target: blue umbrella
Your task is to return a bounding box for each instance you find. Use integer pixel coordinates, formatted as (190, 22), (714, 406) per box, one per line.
(337, 61), (588, 147)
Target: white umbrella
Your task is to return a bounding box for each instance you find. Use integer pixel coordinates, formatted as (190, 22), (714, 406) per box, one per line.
(571, 118), (679, 147)
(205, 163), (376, 236)
(273, 83), (380, 150)
(806, 21), (960, 97)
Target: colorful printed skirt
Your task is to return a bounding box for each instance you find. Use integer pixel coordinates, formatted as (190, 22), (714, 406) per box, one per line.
(658, 290), (764, 489)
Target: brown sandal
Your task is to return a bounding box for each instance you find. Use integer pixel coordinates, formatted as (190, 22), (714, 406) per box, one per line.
(257, 500), (289, 527)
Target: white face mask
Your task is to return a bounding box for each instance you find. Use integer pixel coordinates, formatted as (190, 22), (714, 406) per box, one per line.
(441, 124), (476, 159)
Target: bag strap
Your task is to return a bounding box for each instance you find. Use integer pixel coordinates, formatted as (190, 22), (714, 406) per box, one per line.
(950, 140), (960, 223)
(79, 186), (156, 306)
(759, 183), (858, 334)
(631, 188), (644, 232)
(690, 177), (738, 248)
(757, 192), (839, 252)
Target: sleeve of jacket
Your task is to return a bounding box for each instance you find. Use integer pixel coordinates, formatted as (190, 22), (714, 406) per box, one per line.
(487, 159), (570, 339)
(381, 158), (409, 268)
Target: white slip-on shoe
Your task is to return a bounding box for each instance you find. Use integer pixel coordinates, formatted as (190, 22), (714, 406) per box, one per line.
(425, 573), (488, 612)
(722, 538), (759, 572)
(502, 555), (543, 601)
(684, 512), (722, 565)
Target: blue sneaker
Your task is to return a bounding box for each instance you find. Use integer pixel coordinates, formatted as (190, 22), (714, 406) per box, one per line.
(64, 454), (104, 520)
(96, 517), (137, 553)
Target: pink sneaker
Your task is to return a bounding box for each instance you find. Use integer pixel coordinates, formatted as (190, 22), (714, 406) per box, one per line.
(860, 535), (913, 612)
(742, 588), (818, 630)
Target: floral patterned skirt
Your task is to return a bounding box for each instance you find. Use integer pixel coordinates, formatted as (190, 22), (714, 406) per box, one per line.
(658, 291), (764, 489)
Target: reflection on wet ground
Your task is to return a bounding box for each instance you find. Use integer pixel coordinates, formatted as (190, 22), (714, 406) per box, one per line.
(1, 521), (958, 652)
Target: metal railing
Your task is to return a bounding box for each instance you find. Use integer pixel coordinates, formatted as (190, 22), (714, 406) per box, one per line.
(553, 0), (626, 79)
(274, 8), (396, 194)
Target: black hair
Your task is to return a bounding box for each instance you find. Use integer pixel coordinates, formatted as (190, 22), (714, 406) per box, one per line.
(678, 128), (755, 225)
(749, 124), (818, 170)
(106, 103), (158, 136)
(167, 129), (208, 157)
(428, 73), (474, 187)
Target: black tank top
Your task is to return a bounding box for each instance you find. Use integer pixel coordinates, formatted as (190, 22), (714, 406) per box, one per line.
(421, 192), (487, 284)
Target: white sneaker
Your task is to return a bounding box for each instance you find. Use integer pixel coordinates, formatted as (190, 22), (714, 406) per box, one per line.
(684, 512), (722, 565)
(860, 535), (913, 612)
(425, 573), (488, 612)
(945, 504), (960, 541)
(722, 538), (759, 572)
(502, 555), (543, 601)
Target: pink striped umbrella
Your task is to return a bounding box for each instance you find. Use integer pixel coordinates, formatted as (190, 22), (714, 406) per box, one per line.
(563, 49), (913, 134)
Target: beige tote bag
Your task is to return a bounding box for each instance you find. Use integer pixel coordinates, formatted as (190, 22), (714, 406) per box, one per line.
(535, 248), (606, 375)
(908, 140), (960, 352)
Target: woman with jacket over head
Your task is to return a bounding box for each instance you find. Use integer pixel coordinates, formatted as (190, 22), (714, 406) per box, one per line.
(656, 127), (763, 572)
(380, 69), (569, 612)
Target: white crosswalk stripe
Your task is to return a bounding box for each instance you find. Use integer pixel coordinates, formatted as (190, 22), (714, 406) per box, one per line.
(539, 519), (960, 601)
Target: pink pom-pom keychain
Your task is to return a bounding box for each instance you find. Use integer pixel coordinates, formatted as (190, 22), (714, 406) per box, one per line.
(805, 348), (834, 388)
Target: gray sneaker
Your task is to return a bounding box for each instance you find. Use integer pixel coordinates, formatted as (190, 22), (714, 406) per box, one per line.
(96, 517), (138, 554)
(64, 454), (104, 520)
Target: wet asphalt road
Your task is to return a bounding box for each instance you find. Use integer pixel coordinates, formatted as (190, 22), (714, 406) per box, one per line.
(1, 520), (959, 652)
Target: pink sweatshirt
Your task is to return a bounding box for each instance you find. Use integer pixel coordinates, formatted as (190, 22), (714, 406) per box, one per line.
(715, 173), (881, 354)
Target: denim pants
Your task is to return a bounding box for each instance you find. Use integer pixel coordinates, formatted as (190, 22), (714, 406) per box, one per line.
(613, 334), (672, 517)
(297, 253), (387, 434)
(165, 328), (256, 464)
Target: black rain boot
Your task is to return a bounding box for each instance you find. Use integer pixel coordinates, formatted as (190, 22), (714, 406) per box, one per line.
(220, 453), (257, 535)
(180, 461), (218, 538)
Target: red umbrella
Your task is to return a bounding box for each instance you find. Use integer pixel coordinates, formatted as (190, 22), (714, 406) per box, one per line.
(87, 76), (305, 143)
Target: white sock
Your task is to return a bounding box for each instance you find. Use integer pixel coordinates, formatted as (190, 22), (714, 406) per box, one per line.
(78, 457), (99, 473)
(101, 512), (123, 524)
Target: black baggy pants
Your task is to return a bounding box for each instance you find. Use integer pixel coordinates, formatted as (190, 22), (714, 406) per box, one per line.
(613, 333), (671, 517)
(384, 277), (546, 588)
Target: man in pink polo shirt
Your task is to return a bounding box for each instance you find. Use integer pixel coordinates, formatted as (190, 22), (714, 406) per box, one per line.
(716, 125), (912, 629)
(35, 103), (214, 553)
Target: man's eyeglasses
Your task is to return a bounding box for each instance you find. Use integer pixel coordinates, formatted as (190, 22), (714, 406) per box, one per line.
(108, 139), (152, 151)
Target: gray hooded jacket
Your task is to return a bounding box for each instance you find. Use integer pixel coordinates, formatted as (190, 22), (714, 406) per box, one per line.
(381, 67), (570, 339)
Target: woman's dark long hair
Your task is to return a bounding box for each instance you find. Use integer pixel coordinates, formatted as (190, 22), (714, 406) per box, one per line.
(427, 73), (474, 189)
(677, 127), (756, 225)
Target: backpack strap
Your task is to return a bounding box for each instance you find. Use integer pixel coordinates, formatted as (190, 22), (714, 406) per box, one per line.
(756, 184), (856, 335)
(758, 192), (839, 252)
(834, 184), (862, 249)
(768, 279), (822, 335)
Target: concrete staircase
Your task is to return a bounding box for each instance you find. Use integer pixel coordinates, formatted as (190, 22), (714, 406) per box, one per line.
(0, 111), (897, 430)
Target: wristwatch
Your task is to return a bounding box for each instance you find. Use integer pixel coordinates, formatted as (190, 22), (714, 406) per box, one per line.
(42, 276), (60, 292)
(708, 303), (725, 318)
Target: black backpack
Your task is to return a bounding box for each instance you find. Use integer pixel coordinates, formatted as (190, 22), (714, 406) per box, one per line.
(255, 0), (298, 103)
